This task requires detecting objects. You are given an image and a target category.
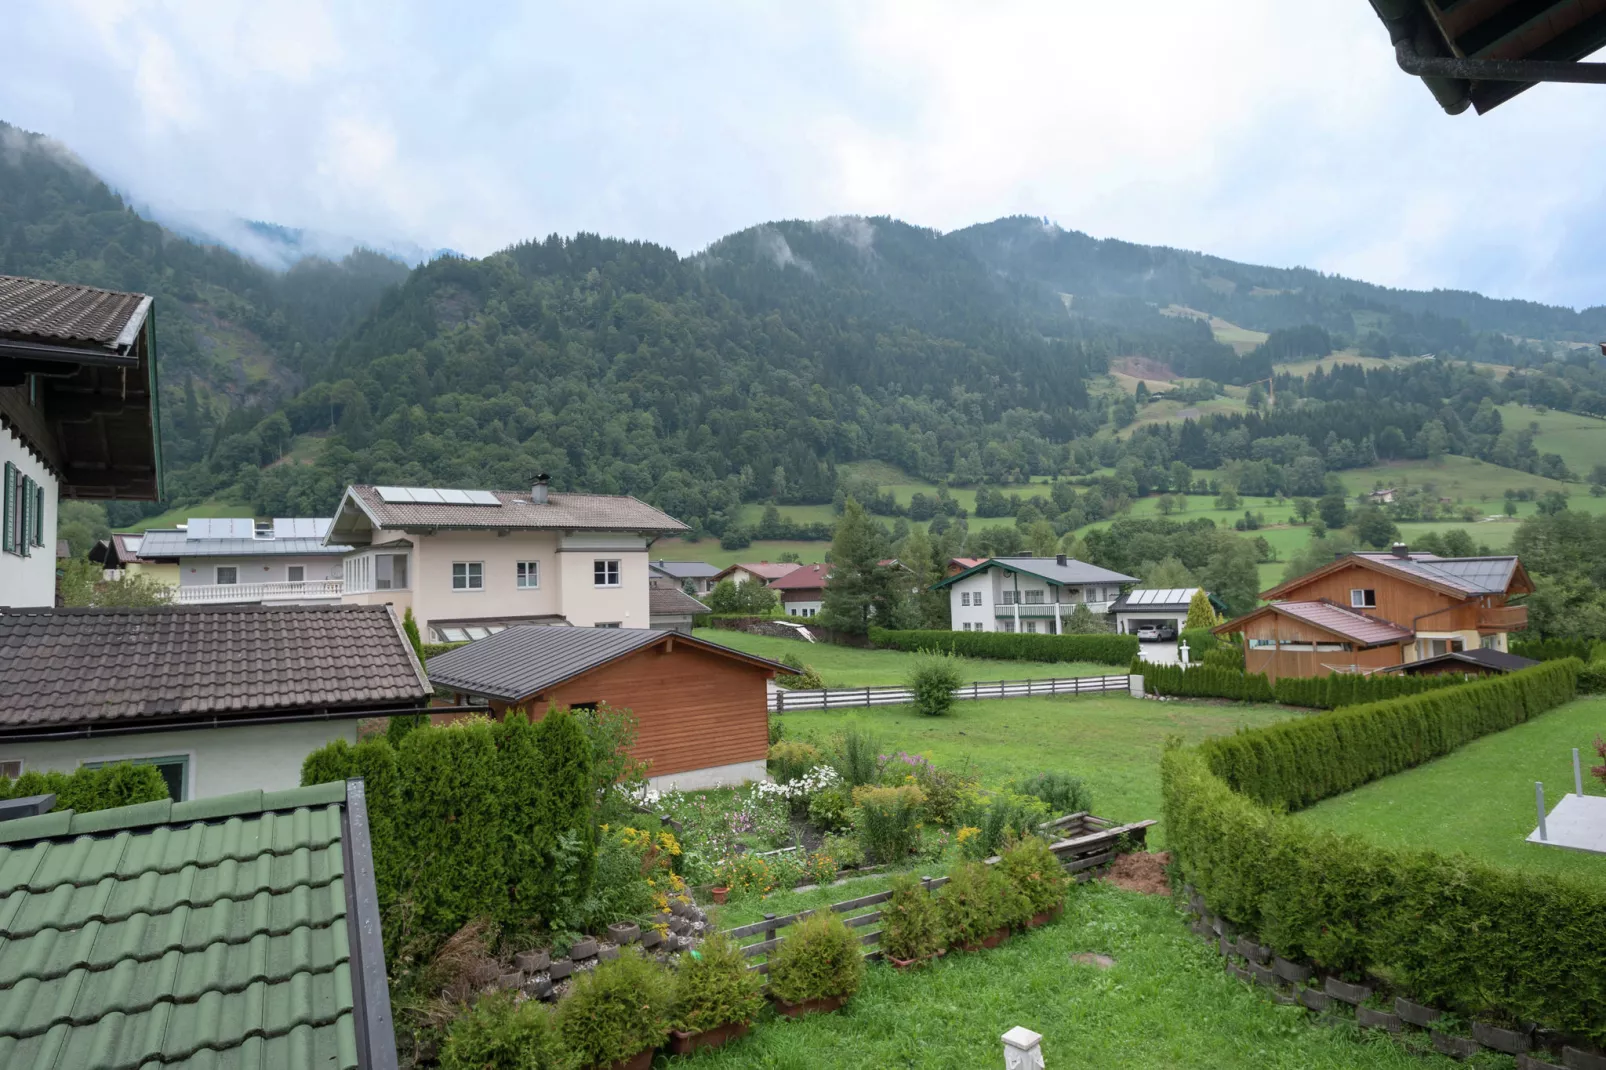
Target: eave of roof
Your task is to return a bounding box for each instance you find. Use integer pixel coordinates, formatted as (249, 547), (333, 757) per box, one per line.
(1213, 600), (1414, 648)
(931, 557), (1137, 590)
(1259, 552), (1521, 602)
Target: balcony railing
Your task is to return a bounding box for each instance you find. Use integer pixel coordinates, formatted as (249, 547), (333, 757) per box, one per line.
(1477, 604), (1527, 632)
(994, 601), (1114, 618)
(174, 580), (345, 605)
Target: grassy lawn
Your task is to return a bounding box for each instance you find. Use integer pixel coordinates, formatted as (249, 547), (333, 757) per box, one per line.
(770, 694), (1303, 847)
(690, 880), (1462, 1070)
(694, 629), (1115, 688)
(1496, 403), (1606, 479)
(1298, 695), (1606, 882)
(116, 495), (248, 532)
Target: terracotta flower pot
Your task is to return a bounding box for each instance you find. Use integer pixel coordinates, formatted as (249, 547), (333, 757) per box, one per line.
(887, 954), (923, 970)
(711, 886), (730, 904)
(668, 1019), (750, 1054)
(599, 1049), (654, 1070)
(1027, 904), (1064, 929)
(981, 927), (1009, 949)
(771, 993), (847, 1018)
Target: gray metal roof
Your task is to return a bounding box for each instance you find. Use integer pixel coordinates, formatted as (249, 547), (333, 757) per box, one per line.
(138, 527), (352, 558)
(1357, 553), (1518, 595)
(937, 556), (1137, 589)
(1388, 648), (1540, 675)
(651, 560), (721, 579)
(335, 484), (688, 537)
(425, 626), (784, 701)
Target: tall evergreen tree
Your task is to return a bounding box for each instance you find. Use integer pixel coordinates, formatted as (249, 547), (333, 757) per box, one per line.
(818, 498), (896, 634)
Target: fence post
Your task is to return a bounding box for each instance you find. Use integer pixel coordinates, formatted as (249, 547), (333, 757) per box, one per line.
(1575, 748), (1584, 796)
(764, 912), (778, 962)
(1536, 782), (1548, 841)
(1002, 1026), (1045, 1069)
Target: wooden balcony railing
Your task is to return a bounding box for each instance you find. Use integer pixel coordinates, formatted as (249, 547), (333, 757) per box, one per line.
(1477, 604), (1527, 632)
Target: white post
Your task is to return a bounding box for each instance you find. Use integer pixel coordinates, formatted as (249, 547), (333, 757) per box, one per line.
(1179, 641), (1191, 669)
(1575, 748), (1584, 797)
(1002, 1026), (1044, 1070)
(1536, 782), (1548, 841)
(1055, 601), (1062, 635)
(1129, 673), (1145, 698)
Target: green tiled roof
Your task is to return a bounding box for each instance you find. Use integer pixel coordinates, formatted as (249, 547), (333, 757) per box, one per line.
(0, 782), (384, 1070)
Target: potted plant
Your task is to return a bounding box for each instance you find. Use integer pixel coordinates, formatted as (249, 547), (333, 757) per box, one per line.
(938, 861), (1012, 951)
(440, 991), (567, 1070)
(879, 874), (944, 968)
(997, 835), (1069, 929)
(556, 948), (672, 1070)
(668, 931), (765, 1054)
(766, 910), (865, 1017)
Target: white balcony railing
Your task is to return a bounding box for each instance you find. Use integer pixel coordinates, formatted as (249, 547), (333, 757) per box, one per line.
(173, 580), (345, 605)
(994, 601), (1114, 618)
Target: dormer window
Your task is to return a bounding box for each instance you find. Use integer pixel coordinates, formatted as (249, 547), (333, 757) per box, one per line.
(254, 520), (272, 539)
(1350, 588), (1376, 608)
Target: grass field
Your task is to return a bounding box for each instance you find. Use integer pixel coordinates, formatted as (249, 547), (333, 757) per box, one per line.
(771, 694), (1303, 847)
(651, 539), (829, 568)
(693, 629), (1113, 687)
(1496, 404), (1606, 478)
(116, 496), (247, 533)
(1298, 696), (1606, 882)
(1333, 455), (1577, 510)
(696, 878), (1463, 1070)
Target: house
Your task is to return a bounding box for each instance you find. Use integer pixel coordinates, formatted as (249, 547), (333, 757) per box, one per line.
(426, 626), (791, 791)
(946, 556), (986, 576)
(1215, 543), (1533, 681)
(132, 517), (350, 604)
(935, 554), (1138, 633)
(326, 476), (689, 642)
(651, 559), (721, 594)
(648, 577), (708, 634)
(0, 604), (431, 799)
(87, 530), (181, 584)
(769, 561), (830, 618)
(1, 275), (162, 607)
(1110, 587), (1227, 636)
(0, 779), (396, 1068)
(1381, 647), (1540, 677)
(1368, 488), (1397, 504)
(712, 561), (803, 587)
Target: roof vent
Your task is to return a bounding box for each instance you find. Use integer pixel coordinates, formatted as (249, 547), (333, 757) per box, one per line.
(1391, 542), (1410, 559)
(531, 473), (550, 505)
(1056, 553), (1067, 566)
(0, 794), (56, 823)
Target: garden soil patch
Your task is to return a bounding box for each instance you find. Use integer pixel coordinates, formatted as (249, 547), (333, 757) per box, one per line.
(1103, 851), (1170, 895)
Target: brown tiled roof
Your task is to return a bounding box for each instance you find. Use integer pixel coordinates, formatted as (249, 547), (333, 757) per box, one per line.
(716, 562), (804, 582)
(0, 604), (431, 735)
(648, 583), (708, 615)
(1259, 600), (1414, 646)
(0, 275), (149, 350)
(343, 484), (688, 533)
(770, 562), (829, 591)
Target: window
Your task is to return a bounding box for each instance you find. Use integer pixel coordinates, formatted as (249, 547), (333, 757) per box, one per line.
(1024, 590), (1045, 605)
(287, 565), (305, 583)
(83, 754), (189, 802)
(1024, 620), (1038, 633)
(595, 621), (621, 629)
(216, 567), (238, 585)
(1000, 619), (1016, 633)
(960, 591), (971, 606)
(376, 553), (408, 590)
(1350, 589), (1377, 608)
(452, 562), (484, 591)
(1000, 590), (1018, 605)
(594, 559), (621, 587)
(1481, 634), (1498, 650)
(517, 561), (540, 589)
(0, 759), (21, 780)
(3, 463), (26, 557)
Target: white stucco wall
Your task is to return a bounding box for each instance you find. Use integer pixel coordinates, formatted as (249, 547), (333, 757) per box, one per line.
(0, 719), (358, 801)
(781, 597), (822, 618)
(1, 423), (59, 609)
(555, 532), (650, 628)
(949, 573), (994, 631)
(177, 554), (343, 585)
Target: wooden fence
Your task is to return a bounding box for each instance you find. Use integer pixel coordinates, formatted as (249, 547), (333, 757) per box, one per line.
(723, 813), (1155, 973)
(770, 674), (1132, 712)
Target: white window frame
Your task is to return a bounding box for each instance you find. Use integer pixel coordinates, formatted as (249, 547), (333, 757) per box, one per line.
(594, 559), (621, 588)
(452, 562), (484, 591)
(960, 591), (971, 606)
(216, 566), (238, 585)
(595, 621), (621, 629)
(287, 565), (305, 583)
(517, 561), (540, 589)
(0, 758), (21, 779)
(375, 553), (408, 590)
(1350, 588), (1377, 608)
(80, 752), (193, 802)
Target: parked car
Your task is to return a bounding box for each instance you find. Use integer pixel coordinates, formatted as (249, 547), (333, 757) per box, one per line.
(1157, 624), (1178, 641)
(1136, 625), (1160, 641)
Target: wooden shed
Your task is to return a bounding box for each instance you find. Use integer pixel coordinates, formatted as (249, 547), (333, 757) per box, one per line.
(425, 626), (789, 791)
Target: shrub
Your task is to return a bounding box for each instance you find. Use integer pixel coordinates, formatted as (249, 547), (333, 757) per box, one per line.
(1200, 645), (1243, 673)
(439, 991), (567, 1070)
(299, 737), (401, 909)
(937, 861), (1011, 947)
(557, 950), (672, 1066)
(1578, 660), (1606, 695)
(766, 910), (865, 1005)
(0, 761), (170, 813)
(801, 851), (838, 886)
(777, 654), (825, 690)
(585, 825), (662, 927)
(956, 790), (1049, 860)
(879, 873), (943, 962)
(1271, 670), (1466, 710)
(573, 702), (646, 824)
(531, 707), (597, 923)
(386, 713), (428, 747)
(853, 783), (926, 864)
(1011, 771), (1091, 817)
(869, 627), (1138, 666)
(670, 930), (765, 1035)
(420, 641), (466, 661)
(1511, 636), (1606, 662)
(822, 832), (864, 869)
(1140, 663), (1273, 702)
(905, 649), (964, 716)
(996, 835), (1069, 920)
(768, 740), (822, 783)
(807, 784), (853, 831)
(829, 725), (881, 788)
(713, 854), (774, 898)
(1178, 627), (1220, 658)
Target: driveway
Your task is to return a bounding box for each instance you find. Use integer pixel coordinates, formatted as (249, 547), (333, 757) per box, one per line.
(1138, 638), (1182, 666)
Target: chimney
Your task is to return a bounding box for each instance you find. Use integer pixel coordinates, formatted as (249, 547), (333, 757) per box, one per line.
(1391, 542), (1410, 559)
(1056, 553), (1067, 566)
(531, 473), (550, 505)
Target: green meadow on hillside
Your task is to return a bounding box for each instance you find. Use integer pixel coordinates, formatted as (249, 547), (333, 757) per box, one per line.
(1495, 403), (1606, 478)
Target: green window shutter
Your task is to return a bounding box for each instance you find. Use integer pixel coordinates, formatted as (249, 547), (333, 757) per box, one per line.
(33, 481), (44, 547)
(2, 463), (14, 555)
(18, 476), (31, 557)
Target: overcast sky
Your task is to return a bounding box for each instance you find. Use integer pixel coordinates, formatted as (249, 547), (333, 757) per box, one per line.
(6, 1), (1606, 309)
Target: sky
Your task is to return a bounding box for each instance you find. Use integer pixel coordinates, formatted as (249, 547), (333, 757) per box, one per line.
(5, 1), (1606, 309)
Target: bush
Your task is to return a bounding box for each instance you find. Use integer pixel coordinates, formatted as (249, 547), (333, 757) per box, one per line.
(884, 751), (976, 826)
(957, 791), (1049, 860)
(879, 873), (943, 962)
(829, 725), (881, 788)
(1578, 660), (1606, 695)
(713, 854), (774, 898)
(1511, 636), (1606, 662)
(937, 861), (1015, 947)
(557, 950), (672, 1066)
(776, 654), (825, 690)
(807, 784), (853, 831)
(385, 713), (428, 747)
(905, 649), (964, 716)
(766, 910), (864, 1005)
(801, 851), (838, 886)
(1011, 771), (1091, 817)
(420, 641), (466, 661)
(0, 761), (170, 813)
(670, 930), (764, 1035)
(439, 991), (567, 1070)
(768, 740), (822, 783)
(1178, 627), (1219, 658)
(1271, 670), (1466, 710)
(996, 835), (1069, 920)
(1200, 645), (1243, 673)
(822, 832), (864, 869)
(1140, 663), (1274, 702)
(869, 627), (1138, 666)
(531, 707), (597, 924)
(853, 784), (926, 864)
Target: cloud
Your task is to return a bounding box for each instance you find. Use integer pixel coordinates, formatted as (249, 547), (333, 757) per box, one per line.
(754, 227), (813, 273)
(812, 215), (876, 255)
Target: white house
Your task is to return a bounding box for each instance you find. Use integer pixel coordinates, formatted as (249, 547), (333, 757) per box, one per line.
(935, 554), (1137, 634)
(1, 275), (161, 607)
(1109, 587), (1227, 636)
(327, 476), (690, 643)
(711, 561), (804, 587)
(0, 603), (431, 799)
(650, 559), (721, 595)
(134, 517), (350, 604)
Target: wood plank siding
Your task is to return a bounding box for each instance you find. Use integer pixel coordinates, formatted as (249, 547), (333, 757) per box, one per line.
(1275, 561), (1488, 630)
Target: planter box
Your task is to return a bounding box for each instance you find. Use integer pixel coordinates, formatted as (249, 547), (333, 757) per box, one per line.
(1297, 988), (1331, 1012)
(1431, 1031), (1481, 1060)
(772, 993), (848, 1018)
(1272, 957), (1312, 984)
(599, 1049), (654, 1070)
(1236, 937), (1270, 964)
(1323, 977), (1371, 1005)
(1394, 997), (1442, 1028)
(515, 949), (550, 973)
(571, 938), (598, 960)
(711, 887), (730, 904)
(1249, 962), (1280, 988)
(1473, 1022), (1531, 1055)
(1517, 1055), (1565, 1070)
(608, 922), (640, 944)
(668, 1020), (750, 1054)
(1356, 1007), (1401, 1033)
(1027, 904), (1064, 928)
(640, 930), (662, 950)
(548, 959), (573, 981)
(598, 946), (620, 961)
(1564, 1047), (1606, 1070)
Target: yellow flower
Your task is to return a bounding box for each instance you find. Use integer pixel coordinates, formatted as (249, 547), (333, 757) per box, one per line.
(956, 826), (980, 844)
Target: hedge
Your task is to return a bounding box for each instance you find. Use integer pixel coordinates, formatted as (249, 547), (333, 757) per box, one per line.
(420, 640), (467, 661)
(1178, 628), (1220, 656)
(1200, 659), (1580, 811)
(1512, 636), (1606, 662)
(0, 761), (170, 812)
(1270, 670), (1466, 710)
(1139, 662), (1274, 702)
(868, 627), (1138, 666)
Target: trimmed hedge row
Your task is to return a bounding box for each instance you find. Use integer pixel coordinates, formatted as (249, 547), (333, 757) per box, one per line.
(1200, 659), (1581, 811)
(1163, 741), (1606, 1041)
(1511, 636), (1606, 662)
(868, 627), (1138, 666)
(1270, 670), (1466, 710)
(1139, 662), (1274, 702)
(0, 761), (170, 812)
(1178, 628), (1220, 656)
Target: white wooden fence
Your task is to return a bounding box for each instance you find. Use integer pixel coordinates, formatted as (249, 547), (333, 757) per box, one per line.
(174, 579), (344, 604)
(769, 674), (1131, 712)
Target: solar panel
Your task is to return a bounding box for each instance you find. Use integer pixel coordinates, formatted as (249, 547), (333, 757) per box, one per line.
(376, 485), (502, 507)
(466, 490), (501, 506)
(438, 489), (473, 504)
(411, 488), (445, 504)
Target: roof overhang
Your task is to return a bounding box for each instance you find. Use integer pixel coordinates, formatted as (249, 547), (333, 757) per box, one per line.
(0, 697), (430, 745)
(1213, 603), (1412, 649)
(1260, 553), (1477, 602)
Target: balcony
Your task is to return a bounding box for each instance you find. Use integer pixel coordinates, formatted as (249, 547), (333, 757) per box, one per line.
(1477, 604), (1527, 632)
(174, 580), (344, 605)
(995, 601), (1114, 619)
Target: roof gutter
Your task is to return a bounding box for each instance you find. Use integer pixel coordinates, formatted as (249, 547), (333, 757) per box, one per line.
(0, 701), (442, 745)
(1395, 35), (1606, 86)
(0, 338), (140, 368)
